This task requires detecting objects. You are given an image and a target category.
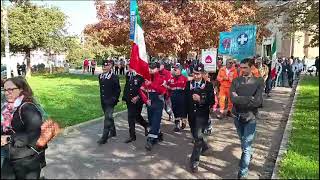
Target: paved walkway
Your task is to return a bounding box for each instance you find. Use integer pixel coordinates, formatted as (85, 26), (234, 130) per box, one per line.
(42, 87), (294, 179)
(68, 68), (103, 75)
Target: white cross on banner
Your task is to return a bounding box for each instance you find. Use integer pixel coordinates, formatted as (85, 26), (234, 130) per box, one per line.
(237, 34), (248, 45)
(230, 25), (257, 61)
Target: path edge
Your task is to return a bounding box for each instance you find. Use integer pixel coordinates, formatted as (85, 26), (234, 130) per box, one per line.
(61, 110), (127, 136)
(271, 77), (301, 179)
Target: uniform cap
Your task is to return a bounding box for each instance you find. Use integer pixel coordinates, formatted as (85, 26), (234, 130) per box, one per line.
(173, 63), (182, 70)
(102, 60), (113, 66)
(193, 63), (205, 73)
(149, 62), (160, 69)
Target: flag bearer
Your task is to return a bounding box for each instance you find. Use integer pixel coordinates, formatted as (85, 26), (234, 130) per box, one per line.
(122, 66), (149, 143)
(139, 62), (166, 151)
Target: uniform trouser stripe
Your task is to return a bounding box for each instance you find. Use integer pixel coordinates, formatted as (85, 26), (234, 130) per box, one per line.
(148, 134), (158, 138)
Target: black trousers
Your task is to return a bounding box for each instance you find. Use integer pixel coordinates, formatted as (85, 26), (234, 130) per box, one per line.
(91, 67), (95, 75)
(189, 115), (209, 163)
(101, 105), (116, 139)
(2, 154), (42, 179)
(120, 67), (125, 75)
(127, 102), (148, 137)
(115, 67), (119, 75)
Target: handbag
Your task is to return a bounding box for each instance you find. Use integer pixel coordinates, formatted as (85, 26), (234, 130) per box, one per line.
(19, 102), (60, 148)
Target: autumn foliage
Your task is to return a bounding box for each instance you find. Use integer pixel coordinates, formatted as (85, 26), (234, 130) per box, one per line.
(84, 0), (272, 59)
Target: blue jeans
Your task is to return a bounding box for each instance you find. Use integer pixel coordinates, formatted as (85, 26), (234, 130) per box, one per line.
(1, 148), (7, 168)
(234, 116), (256, 177)
(147, 92), (164, 143)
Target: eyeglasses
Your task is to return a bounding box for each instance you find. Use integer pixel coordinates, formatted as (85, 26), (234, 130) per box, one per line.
(4, 88), (19, 93)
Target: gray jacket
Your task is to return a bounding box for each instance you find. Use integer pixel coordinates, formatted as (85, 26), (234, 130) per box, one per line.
(230, 76), (264, 119)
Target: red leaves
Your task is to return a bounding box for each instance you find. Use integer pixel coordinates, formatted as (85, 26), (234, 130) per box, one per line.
(85, 1), (272, 58)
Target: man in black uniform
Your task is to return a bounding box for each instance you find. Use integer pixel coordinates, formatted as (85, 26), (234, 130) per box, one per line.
(97, 60), (121, 145)
(185, 63), (215, 173)
(122, 67), (149, 143)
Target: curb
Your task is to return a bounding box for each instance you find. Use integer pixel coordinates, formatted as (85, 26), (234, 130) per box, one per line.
(61, 110), (127, 136)
(271, 77), (301, 179)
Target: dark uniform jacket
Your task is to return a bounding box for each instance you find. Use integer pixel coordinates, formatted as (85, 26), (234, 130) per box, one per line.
(99, 72), (121, 108)
(185, 79), (214, 122)
(122, 72), (144, 104)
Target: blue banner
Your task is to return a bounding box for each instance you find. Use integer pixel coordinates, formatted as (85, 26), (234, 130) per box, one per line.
(230, 25), (257, 61)
(218, 32), (233, 55)
(129, 0), (137, 41)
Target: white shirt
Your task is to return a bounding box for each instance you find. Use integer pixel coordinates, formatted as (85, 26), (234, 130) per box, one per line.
(226, 68), (230, 76)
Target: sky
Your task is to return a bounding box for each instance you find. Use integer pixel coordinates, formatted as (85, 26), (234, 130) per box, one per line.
(31, 1), (115, 36)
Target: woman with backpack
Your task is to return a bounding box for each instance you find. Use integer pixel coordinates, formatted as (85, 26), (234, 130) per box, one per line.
(1, 77), (47, 179)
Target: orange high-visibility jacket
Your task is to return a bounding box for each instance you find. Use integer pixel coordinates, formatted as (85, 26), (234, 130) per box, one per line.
(239, 65), (261, 78)
(251, 65), (261, 78)
(217, 66), (238, 88)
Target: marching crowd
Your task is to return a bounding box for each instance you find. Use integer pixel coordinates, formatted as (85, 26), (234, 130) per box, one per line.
(96, 54), (299, 179)
(1, 54), (311, 179)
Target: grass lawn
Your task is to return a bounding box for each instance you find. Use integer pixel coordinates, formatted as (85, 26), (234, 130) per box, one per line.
(279, 75), (319, 179)
(27, 73), (126, 128)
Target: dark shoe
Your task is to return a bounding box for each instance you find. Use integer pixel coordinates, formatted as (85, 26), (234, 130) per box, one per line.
(173, 126), (180, 132)
(190, 161), (199, 173)
(97, 138), (108, 145)
(109, 131), (117, 138)
(227, 111), (233, 117)
(181, 122), (186, 129)
(144, 127), (149, 136)
(158, 132), (164, 142)
(124, 136), (136, 143)
(145, 140), (153, 151)
(201, 147), (214, 156)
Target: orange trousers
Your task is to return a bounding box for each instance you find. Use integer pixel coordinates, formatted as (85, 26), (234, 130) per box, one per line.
(218, 86), (232, 113)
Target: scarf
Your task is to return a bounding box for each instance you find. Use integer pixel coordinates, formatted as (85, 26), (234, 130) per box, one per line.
(1, 95), (24, 133)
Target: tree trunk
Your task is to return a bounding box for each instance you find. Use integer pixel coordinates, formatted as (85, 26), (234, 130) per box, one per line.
(177, 51), (188, 64)
(25, 49), (32, 78)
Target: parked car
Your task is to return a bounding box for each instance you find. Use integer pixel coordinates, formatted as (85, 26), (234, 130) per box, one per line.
(307, 65), (316, 75)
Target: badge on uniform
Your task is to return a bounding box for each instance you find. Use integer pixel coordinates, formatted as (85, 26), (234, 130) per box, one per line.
(107, 72), (113, 79)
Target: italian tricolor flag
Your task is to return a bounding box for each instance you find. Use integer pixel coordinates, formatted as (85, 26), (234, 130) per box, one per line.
(271, 34), (277, 69)
(129, 0), (150, 80)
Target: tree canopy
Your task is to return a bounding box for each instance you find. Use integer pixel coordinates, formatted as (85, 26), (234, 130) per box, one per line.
(84, 0), (272, 60)
(281, 1), (319, 47)
(1, 3), (68, 76)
